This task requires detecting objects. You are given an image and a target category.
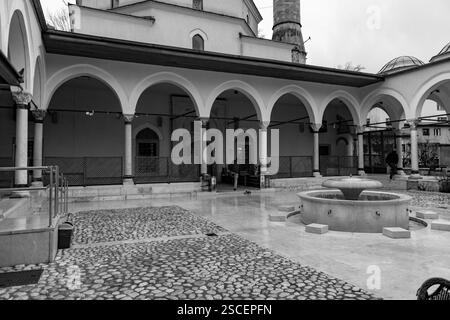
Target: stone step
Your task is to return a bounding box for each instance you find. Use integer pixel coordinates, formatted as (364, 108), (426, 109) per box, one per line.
(269, 213), (287, 222)
(431, 220), (450, 232)
(383, 227), (411, 239)
(305, 224), (329, 235)
(416, 210), (439, 220)
(278, 205), (296, 213)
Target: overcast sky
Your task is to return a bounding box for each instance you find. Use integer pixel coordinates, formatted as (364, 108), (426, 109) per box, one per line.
(41, 0), (450, 73)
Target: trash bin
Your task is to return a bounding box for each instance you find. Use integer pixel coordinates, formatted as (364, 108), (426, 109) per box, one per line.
(58, 222), (74, 250)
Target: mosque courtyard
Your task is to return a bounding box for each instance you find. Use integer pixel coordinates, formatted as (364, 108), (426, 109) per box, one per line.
(0, 188), (449, 300)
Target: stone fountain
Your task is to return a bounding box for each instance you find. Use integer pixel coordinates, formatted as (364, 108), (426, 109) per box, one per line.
(297, 177), (412, 233)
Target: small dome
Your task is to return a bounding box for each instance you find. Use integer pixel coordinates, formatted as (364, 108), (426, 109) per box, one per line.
(378, 56), (424, 74)
(430, 42), (450, 62)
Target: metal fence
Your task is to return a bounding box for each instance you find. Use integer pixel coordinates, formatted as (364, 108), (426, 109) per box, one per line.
(44, 157), (123, 186)
(135, 157), (200, 184)
(320, 156), (358, 177)
(271, 156), (313, 179)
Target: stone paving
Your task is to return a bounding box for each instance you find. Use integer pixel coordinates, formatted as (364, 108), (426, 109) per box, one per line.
(0, 206), (378, 300)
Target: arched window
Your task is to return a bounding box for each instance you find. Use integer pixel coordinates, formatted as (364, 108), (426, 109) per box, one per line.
(193, 0), (203, 10)
(192, 34), (204, 51)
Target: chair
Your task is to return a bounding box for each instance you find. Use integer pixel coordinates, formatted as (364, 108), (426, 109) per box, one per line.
(417, 278), (450, 300)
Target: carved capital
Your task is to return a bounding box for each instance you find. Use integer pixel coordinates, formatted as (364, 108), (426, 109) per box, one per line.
(260, 121), (270, 131)
(12, 91), (32, 107)
(310, 123), (322, 133)
(31, 109), (47, 123)
(406, 119), (420, 130)
(123, 114), (134, 124)
(355, 125), (365, 135)
(198, 117), (209, 127)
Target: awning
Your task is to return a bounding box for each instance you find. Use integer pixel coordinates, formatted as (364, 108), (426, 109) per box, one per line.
(0, 51), (22, 87)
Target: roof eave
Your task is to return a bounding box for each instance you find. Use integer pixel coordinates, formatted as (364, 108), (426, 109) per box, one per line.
(42, 30), (383, 88)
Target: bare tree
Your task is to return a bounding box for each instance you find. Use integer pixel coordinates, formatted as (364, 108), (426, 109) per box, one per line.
(46, 8), (71, 32)
(337, 62), (366, 72)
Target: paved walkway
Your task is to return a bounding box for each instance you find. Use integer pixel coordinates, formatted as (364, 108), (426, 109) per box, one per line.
(0, 206), (376, 300)
(67, 189), (450, 300)
(1, 189), (449, 300)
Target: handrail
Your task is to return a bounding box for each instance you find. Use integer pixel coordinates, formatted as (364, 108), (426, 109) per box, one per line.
(0, 166), (69, 228)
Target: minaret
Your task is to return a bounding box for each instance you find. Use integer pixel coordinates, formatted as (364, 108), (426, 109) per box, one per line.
(272, 0), (307, 64)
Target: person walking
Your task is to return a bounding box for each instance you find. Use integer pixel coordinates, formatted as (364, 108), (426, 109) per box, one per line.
(386, 149), (399, 181)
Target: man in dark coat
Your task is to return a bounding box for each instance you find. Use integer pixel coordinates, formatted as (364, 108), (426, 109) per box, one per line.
(386, 149), (399, 180)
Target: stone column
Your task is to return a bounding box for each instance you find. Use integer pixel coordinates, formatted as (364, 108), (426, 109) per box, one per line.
(356, 126), (366, 176)
(346, 134), (354, 157)
(12, 91), (32, 193)
(310, 123), (322, 178)
(31, 110), (46, 187)
(123, 114), (134, 185)
(200, 118), (209, 176)
(394, 129), (406, 177)
(259, 122), (269, 188)
(408, 120), (422, 180)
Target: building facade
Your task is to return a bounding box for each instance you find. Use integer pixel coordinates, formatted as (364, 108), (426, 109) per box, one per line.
(1, 0), (450, 191)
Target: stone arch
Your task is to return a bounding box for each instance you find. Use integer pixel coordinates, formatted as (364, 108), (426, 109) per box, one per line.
(132, 123), (164, 141)
(189, 28), (208, 41)
(361, 88), (410, 125)
(319, 90), (360, 125)
(206, 80), (266, 123)
(336, 136), (349, 146)
(267, 85), (318, 125)
(44, 64), (128, 113)
(411, 72), (450, 119)
(130, 72), (204, 117)
(6, 9), (31, 90)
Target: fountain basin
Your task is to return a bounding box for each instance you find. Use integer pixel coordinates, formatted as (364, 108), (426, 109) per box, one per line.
(298, 190), (412, 233)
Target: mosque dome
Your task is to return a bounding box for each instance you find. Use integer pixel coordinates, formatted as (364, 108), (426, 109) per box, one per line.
(430, 42), (450, 62)
(378, 56), (425, 74)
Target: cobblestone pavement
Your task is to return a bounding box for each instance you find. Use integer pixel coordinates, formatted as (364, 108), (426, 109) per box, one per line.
(70, 206), (227, 245)
(0, 207), (378, 300)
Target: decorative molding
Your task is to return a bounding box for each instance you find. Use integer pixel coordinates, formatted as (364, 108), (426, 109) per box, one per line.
(31, 109), (47, 122)
(12, 91), (32, 107)
(310, 123), (322, 133)
(123, 114), (134, 124)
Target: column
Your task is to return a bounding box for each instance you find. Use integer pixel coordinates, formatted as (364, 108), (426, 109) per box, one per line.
(408, 120), (422, 180)
(259, 122), (268, 188)
(356, 126), (366, 176)
(346, 134), (354, 157)
(394, 129), (406, 176)
(12, 91), (32, 195)
(200, 118), (209, 177)
(31, 110), (46, 186)
(123, 114), (134, 185)
(310, 123), (322, 178)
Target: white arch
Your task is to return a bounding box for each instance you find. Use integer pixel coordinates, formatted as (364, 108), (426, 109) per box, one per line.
(132, 123), (164, 141)
(411, 72), (450, 119)
(267, 85), (319, 125)
(6, 8), (32, 91)
(206, 80), (267, 123)
(189, 28), (208, 41)
(130, 72), (204, 117)
(44, 64), (128, 113)
(32, 55), (45, 108)
(361, 88), (410, 124)
(319, 90), (360, 125)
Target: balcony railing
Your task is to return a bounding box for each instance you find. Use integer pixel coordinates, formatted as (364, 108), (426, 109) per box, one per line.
(0, 166), (69, 228)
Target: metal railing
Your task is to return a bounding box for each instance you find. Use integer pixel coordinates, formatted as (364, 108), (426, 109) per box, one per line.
(320, 156), (358, 177)
(135, 157), (200, 183)
(271, 156), (314, 179)
(0, 166), (69, 228)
